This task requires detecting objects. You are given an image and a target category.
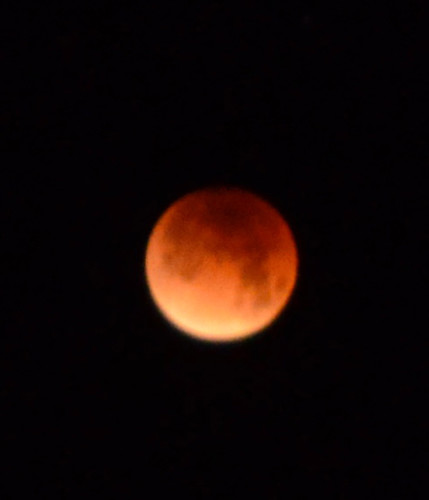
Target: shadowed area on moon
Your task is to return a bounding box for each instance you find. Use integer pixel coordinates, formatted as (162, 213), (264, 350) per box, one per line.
(145, 187), (298, 341)
(161, 189), (289, 307)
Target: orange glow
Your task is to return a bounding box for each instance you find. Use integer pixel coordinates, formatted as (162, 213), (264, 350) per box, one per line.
(144, 187), (298, 342)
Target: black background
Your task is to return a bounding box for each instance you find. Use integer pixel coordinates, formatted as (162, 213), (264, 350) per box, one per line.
(3, 2), (427, 498)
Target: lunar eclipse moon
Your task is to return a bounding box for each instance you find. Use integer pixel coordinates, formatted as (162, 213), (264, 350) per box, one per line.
(144, 187), (298, 342)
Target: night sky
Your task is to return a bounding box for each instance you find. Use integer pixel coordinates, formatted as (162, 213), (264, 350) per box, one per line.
(4, 2), (426, 498)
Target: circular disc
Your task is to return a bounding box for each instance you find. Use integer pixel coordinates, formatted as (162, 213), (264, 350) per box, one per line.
(144, 186), (298, 342)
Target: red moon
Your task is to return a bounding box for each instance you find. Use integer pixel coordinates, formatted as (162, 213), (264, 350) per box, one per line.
(144, 187), (298, 342)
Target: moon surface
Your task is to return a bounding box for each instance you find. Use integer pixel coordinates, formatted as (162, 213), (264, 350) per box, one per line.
(144, 187), (298, 342)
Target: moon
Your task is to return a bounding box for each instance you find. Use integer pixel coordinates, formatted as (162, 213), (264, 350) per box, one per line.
(144, 186), (298, 343)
